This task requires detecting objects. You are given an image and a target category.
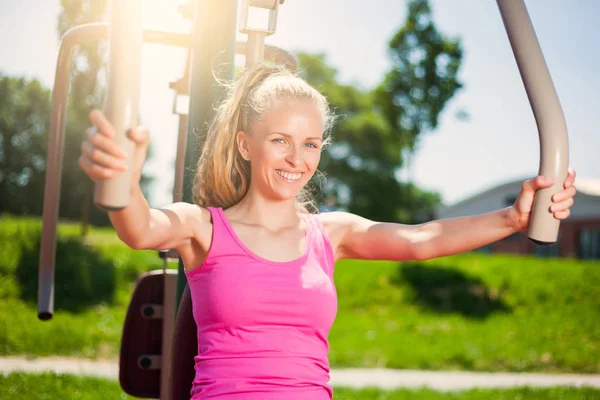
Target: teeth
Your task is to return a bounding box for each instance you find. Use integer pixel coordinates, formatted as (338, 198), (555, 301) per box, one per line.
(277, 170), (302, 181)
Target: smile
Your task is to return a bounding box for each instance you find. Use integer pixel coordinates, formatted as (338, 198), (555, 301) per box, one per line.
(276, 169), (303, 182)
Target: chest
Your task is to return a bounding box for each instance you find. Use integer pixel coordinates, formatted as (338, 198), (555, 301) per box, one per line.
(230, 223), (308, 263)
(190, 256), (338, 332)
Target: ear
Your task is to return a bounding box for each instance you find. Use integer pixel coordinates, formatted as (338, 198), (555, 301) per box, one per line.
(236, 130), (250, 160)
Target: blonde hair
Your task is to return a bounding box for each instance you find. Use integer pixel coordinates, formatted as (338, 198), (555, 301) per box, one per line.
(192, 63), (334, 213)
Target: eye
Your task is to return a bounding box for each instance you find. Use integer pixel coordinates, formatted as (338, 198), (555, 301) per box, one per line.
(305, 142), (319, 149)
(272, 138), (286, 144)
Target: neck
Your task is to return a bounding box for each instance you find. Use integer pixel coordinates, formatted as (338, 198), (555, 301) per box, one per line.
(229, 186), (302, 230)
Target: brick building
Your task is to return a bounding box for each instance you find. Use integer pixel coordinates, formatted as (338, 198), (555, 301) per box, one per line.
(435, 177), (600, 260)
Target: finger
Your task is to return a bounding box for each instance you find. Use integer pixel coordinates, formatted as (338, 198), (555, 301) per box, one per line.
(552, 186), (577, 202)
(549, 197), (574, 213)
(564, 168), (576, 189)
(553, 209), (571, 220)
(127, 126), (150, 146)
(522, 175), (554, 192)
(89, 109), (116, 139)
(87, 128), (128, 159)
(79, 154), (121, 180)
(81, 142), (128, 171)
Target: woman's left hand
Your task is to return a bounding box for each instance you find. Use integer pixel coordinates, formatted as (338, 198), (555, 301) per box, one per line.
(509, 168), (577, 232)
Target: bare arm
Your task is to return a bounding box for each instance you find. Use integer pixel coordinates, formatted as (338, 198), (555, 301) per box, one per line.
(324, 212), (420, 262)
(82, 110), (199, 252)
(329, 208), (516, 262)
(410, 207), (516, 261)
(108, 183), (198, 251)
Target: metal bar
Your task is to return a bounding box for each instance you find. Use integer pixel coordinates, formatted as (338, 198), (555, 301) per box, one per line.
(173, 115), (189, 202)
(160, 269), (178, 400)
(245, 33), (267, 68)
(249, 0), (278, 8)
(497, 0), (569, 245)
(38, 23), (107, 321)
(144, 29), (193, 48)
(236, 41), (298, 71)
(176, 0), (239, 317)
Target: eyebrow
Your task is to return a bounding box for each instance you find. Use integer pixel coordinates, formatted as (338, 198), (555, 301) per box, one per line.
(268, 131), (323, 141)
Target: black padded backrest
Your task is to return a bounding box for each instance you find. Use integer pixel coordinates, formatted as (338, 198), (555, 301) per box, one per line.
(170, 284), (198, 400)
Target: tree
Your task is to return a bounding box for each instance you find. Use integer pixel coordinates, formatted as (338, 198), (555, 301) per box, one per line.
(0, 75), (52, 216)
(298, 53), (441, 223)
(298, 0), (462, 223)
(375, 0), (463, 152)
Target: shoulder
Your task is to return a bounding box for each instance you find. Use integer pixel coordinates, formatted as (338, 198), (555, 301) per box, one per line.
(155, 203), (215, 242)
(316, 210), (370, 231)
(158, 202), (212, 223)
(312, 211), (370, 258)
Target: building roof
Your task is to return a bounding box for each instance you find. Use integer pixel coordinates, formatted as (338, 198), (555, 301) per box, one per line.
(439, 176), (600, 212)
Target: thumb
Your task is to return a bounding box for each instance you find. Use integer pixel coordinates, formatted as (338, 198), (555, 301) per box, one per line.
(127, 126), (150, 148)
(522, 175), (555, 194)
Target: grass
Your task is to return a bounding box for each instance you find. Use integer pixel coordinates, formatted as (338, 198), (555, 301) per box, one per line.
(0, 215), (176, 359)
(1, 372), (599, 400)
(329, 255), (600, 373)
(1, 214), (599, 373)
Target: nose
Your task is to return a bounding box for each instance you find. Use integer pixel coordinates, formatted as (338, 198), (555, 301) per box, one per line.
(285, 145), (302, 168)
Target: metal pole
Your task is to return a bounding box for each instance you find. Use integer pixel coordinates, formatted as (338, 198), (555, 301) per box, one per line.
(497, 0), (569, 245)
(38, 23), (107, 321)
(177, 0), (239, 305)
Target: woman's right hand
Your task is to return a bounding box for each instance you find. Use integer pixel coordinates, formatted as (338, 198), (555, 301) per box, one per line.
(79, 109), (150, 185)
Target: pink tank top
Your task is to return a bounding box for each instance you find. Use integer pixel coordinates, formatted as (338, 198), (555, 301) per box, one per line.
(185, 207), (338, 399)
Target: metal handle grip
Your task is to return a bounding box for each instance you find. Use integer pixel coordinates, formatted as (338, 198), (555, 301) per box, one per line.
(497, 0), (569, 245)
(93, 0), (143, 211)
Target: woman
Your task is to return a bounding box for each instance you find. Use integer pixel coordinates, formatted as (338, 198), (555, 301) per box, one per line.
(79, 64), (577, 399)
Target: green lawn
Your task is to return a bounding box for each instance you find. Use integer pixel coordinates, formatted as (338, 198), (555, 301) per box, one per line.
(1, 372), (599, 400)
(1, 214), (599, 373)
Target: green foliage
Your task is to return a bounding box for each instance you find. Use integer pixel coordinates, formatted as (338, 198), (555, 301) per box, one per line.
(0, 75), (52, 216)
(297, 0), (460, 223)
(297, 53), (442, 223)
(375, 0), (463, 150)
(1, 372), (599, 400)
(12, 227), (117, 312)
(0, 215), (171, 358)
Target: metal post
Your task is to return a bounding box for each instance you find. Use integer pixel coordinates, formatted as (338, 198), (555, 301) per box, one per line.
(239, 0), (281, 68)
(177, 0), (239, 305)
(38, 23), (107, 321)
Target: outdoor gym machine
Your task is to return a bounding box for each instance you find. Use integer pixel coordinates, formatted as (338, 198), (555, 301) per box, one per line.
(37, 0), (292, 398)
(37, 0), (566, 398)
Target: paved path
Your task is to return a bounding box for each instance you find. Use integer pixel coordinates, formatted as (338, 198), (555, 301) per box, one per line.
(1, 357), (599, 391)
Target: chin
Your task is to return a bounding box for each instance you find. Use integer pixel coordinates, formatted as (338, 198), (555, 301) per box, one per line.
(272, 188), (303, 202)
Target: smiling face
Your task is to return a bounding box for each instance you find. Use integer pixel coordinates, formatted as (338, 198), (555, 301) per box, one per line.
(237, 97), (325, 202)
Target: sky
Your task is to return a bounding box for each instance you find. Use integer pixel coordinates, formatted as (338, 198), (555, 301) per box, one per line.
(1, 0), (599, 208)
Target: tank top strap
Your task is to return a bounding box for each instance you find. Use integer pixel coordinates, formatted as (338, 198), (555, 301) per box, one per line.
(306, 213), (336, 276)
(203, 206), (246, 260)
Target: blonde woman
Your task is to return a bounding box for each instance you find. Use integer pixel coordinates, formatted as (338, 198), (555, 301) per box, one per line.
(79, 64), (577, 399)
